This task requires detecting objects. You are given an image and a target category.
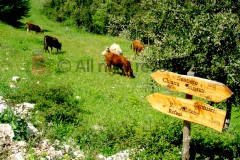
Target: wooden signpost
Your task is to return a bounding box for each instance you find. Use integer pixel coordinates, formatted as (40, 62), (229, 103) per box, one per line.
(147, 70), (233, 160)
(150, 70), (232, 102)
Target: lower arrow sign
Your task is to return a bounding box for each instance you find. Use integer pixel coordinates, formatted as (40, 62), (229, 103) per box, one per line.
(147, 93), (226, 132)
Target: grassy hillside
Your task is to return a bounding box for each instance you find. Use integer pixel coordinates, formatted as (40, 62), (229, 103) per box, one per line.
(1, 0), (239, 159)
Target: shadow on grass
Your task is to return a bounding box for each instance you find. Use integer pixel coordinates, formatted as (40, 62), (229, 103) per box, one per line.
(46, 50), (66, 55)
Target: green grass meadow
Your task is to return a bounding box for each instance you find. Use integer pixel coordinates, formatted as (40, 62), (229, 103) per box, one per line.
(1, 0), (240, 159)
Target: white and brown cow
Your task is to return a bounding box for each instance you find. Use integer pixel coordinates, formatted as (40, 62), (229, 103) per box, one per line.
(26, 22), (43, 33)
(102, 43), (123, 55)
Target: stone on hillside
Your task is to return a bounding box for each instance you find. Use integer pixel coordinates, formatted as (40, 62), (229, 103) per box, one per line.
(73, 150), (86, 159)
(9, 82), (17, 89)
(12, 76), (21, 82)
(0, 124), (14, 144)
(15, 102), (35, 115)
(0, 103), (8, 113)
(92, 125), (104, 132)
(9, 152), (24, 160)
(96, 154), (106, 160)
(27, 122), (39, 135)
(64, 144), (71, 153)
(23, 102), (35, 109)
(106, 148), (144, 160)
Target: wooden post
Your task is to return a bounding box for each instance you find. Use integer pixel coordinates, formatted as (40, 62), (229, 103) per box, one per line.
(182, 71), (194, 160)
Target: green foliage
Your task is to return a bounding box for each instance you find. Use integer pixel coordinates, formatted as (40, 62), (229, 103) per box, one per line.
(76, 119), (183, 159)
(0, 108), (29, 141)
(42, 0), (140, 34)
(191, 123), (240, 159)
(0, 0), (30, 24)
(6, 82), (81, 124)
(0, 82), (11, 95)
(143, 0), (240, 104)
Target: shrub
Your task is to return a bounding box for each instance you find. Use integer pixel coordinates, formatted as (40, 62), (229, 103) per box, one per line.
(0, 108), (29, 141)
(0, 0), (30, 25)
(6, 82), (81, 124)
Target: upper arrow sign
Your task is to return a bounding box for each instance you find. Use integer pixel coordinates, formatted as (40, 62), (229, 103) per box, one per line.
(151, 70), (233, 102)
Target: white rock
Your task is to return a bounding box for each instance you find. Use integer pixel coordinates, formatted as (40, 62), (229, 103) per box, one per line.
(0, 104), (8, 113)
(16, 141), (27, 147)
(106, 148), (143, 160)
(64, 144), (70, 153)
(41, 139), (51, 150)
(96, 154), (106, 160)
(12, 76), (21, 82)
(0, 124), (14, 143)
(73, 150), (85, 159)
(27, 123), (38, 135)
(10, 152), (24, 160)
(23, 102), (35, 109)
(54, 150), (63, 157)
(93, 125), (104, 132)
(47, 146), (56, 155)
(9, 83), (17, 89)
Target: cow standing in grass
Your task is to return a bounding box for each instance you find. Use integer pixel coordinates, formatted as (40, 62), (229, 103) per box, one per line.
(104, 48), (135, 78)
(26, 22), (43, 33)
(102, 43), (123, 55)
(131, 40), (145, 58)
(44, 35), (62, 53)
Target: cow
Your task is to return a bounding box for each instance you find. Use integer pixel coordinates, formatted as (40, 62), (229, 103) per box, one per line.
(44, 35), (62, 53)
(102, 43), (123, 55)
(131, 40), (145, 58)
(104, 48), (135, 78)
(26, 22), (43, 33)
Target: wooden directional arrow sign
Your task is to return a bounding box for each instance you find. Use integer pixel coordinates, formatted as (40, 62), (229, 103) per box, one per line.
(151, 70), (233, 103)
(147, 93), (226, 132)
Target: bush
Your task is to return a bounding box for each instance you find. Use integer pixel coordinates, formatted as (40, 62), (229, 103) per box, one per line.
(0, 108), (29, 141)
(6, 82), (81, 124)
(75, 119), (183, 159)
(0, 0), (30, 24)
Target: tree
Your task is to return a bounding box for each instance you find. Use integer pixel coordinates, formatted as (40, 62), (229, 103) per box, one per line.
(0, 0), (30, 24)
(143, 0), (240, 130)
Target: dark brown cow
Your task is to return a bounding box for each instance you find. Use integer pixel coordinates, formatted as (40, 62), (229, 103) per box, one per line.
(26, 22), (43, 33)
(131, 40), (145, 58)
(104, 48), (135, 78)
(44, 35), (62, 53)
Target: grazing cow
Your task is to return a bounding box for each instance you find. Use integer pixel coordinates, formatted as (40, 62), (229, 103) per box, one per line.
(131, 40), (145, 58)
(44, 35), (62, 53)
(26, 22), (43, 33)
(102, 43), (123, 55)
(104, 48), (135, 78)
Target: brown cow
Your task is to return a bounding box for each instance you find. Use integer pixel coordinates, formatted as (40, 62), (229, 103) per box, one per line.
(104, 48), (135, 78)
(131, 40), (145, 58)
(26, 22), (43, 33)
(44, 35), (62, 53)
